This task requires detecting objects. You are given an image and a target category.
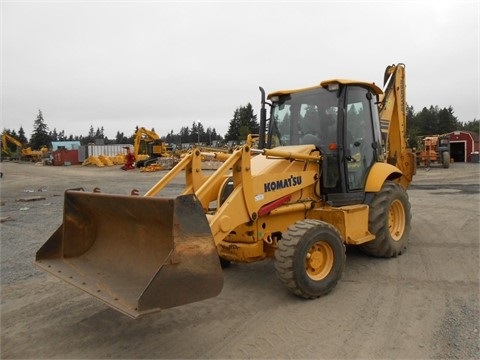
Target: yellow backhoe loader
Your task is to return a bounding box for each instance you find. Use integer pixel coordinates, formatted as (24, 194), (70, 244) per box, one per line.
(36, 64), (415, 318)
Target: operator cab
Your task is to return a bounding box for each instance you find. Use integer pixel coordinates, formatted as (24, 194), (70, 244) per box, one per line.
(267, 81), (383, 206)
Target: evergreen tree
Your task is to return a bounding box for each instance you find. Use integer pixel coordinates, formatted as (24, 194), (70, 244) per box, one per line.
(197, 121), (205, 143)
(225, 103), (258, 142)
(115, 131), (129, 144)
(165, 130), (174, 144)
(403, 104), (467, 148)
(30, 110), (51, 149)
(406, 105), (420, 148)
(205, 127), (216, 145)
(225, 109), (241, 142)
(437, 106), (460, 134)
(461, 119), (479, 133)
(412, 105), (460, 136)
(406, 104), (416, 130)
(189, 121), (203, 144)
(81, 125), (96, 145)
(17, 126), (28, 144)
(22, 103), (470, 150)
(211, 128), (222, 142)
(165, 129), (182, 145)
(179, 126), (190, 144)
(50, 128), (59, 142)
(58, 130), (66, 141)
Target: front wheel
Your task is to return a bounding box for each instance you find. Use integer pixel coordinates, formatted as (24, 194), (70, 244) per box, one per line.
(361, 181), (411, 257)
(274, 220), (346, 298)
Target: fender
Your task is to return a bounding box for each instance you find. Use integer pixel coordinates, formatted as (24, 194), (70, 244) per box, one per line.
(364, 162), (402, 192)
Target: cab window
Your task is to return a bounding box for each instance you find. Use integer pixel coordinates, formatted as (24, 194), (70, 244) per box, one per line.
(345, 87), (376, 190)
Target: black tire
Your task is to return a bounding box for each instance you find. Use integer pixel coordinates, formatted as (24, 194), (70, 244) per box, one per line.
(219, 257), (231, 268)
(442, 151), (450, 168)
(360, 181), (411, 257)
(274, 220), (346, 298)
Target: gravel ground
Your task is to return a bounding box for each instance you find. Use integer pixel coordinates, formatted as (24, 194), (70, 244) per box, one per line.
(1, 160), (479, 359)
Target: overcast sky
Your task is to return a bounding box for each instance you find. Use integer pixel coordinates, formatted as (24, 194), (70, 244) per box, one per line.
(2, 0), (479, 140)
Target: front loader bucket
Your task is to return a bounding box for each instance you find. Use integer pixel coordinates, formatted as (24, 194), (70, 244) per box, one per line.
(35, 190), (223, 318)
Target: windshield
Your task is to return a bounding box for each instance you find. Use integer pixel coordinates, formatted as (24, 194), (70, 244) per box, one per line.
(269, 88), (339, 152)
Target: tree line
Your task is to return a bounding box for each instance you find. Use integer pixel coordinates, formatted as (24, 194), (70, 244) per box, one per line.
(2, 103), (258, 152)
(2, 103), (478, 153)
(406, 105), (479, 148)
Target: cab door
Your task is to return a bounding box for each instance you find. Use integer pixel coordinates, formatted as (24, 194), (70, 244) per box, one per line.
(321, 85), (380, 206)
(344, 86), (377, 191)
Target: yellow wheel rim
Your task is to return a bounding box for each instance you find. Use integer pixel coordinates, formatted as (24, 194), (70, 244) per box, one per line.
(389, 199), (406, 241)
(305, 241), (334, 280)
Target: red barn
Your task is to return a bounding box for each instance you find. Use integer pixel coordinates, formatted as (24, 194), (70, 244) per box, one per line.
(448, 131), (479, 163)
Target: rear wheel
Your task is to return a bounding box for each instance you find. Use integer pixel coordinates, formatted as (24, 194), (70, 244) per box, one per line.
(361, 181), (411, 257)
(274, 220), (346, 298)
(442, 151), (450, 168)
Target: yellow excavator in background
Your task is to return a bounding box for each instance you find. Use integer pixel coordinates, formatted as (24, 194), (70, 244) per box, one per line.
(1, 132), (48, 161)
(22, 146), (48, 161)
(36, 64), (415, 318)
(133, 127), (170, 167)
(2, 132), (24, 159)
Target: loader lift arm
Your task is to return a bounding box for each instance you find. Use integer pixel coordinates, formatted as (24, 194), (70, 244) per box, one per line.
(145, 144), (321, 246)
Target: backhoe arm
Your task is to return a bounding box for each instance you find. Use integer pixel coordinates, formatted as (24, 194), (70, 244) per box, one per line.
(2, 132), (24, 154)
(378, 64), (415, 188)
(133, 127), (161, 157)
